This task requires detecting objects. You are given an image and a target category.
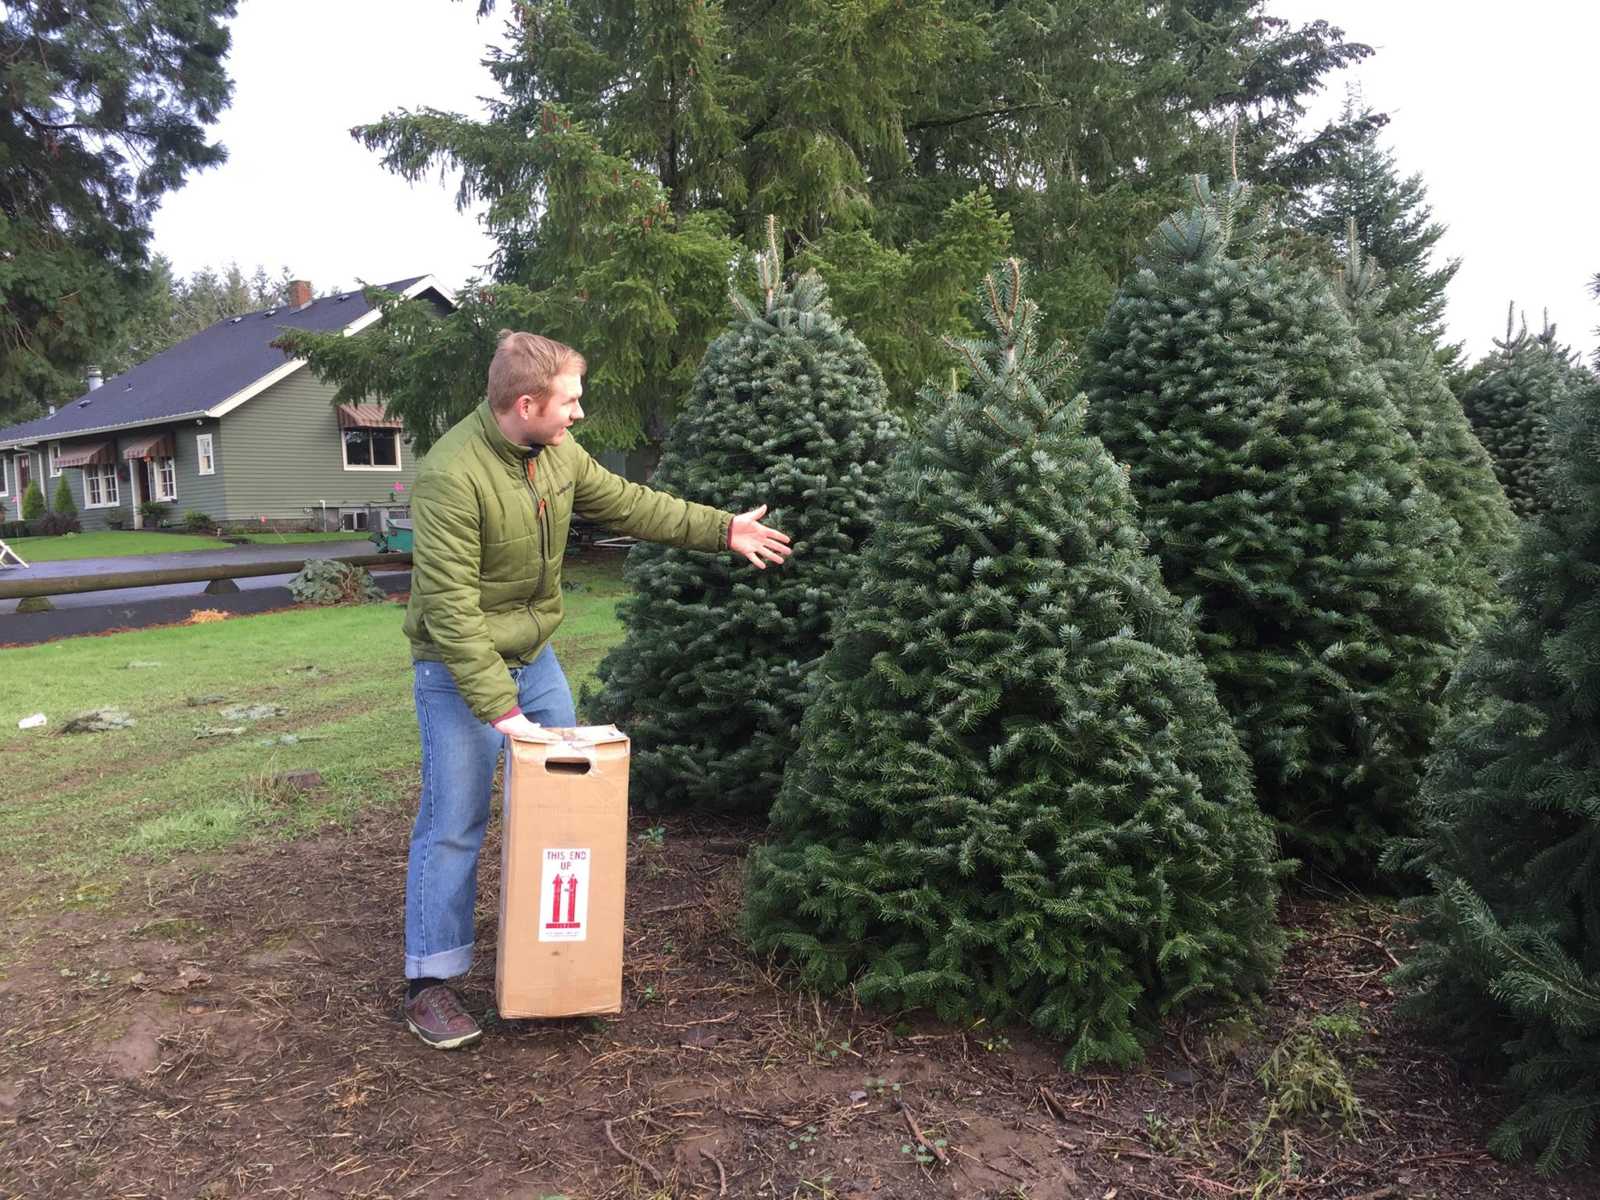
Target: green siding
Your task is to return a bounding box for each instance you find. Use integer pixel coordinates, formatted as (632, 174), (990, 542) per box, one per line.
(169, 425), (227, 522)
(48, 452), (107, 530)
(220, 368), (419, 528)
(37, 430), (224, 531)
(2, 451), (33, 523)
(3, 448), (86, 524)
(3, 370), (418, 533)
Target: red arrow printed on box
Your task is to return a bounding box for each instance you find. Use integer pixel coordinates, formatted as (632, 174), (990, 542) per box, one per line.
(540, 848), (589, 939)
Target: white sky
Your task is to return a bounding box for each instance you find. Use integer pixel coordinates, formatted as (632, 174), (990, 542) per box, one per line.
(150, 0), (505, 296)
(151, 0), (1599, 363)
(1271, 0), (1600, 361)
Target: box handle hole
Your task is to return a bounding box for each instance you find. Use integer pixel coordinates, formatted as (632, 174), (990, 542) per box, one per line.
(545, 758), (592, 775)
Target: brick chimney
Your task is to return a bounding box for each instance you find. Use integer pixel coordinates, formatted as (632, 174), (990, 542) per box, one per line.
(287, 279), (313, 309)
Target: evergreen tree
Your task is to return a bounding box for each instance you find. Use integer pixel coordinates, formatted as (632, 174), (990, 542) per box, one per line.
(1333, 233), (1517, 631)
(0, 1), (236, 426)
(1460, 307), (1580, 521)
(1296, 95), (1461, 355)
(592, 226), (903, 813)
(20, 482), (44, 522)
(894, 2), (1381, 347)
(51, 476), (75, 517)
(280, 108), (742, 453)
(744, 261), (1283, 1068)
(1083, 178), (1471, 875)
(285, 1), (1373, 444)
(1385, 309), (1600, 1174)
(792, 191), (1013, 412)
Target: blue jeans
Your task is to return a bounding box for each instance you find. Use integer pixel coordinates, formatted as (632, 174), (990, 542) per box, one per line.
(405, 647), (576, 980)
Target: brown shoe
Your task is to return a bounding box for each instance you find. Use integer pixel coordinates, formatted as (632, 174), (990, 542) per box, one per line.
(403, 984), (483, 1050)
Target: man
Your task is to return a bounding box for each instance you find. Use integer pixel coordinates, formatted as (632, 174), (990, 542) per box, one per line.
(400, 330), (792, 1048)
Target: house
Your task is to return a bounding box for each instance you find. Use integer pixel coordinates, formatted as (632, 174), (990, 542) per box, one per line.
(0, 277), (450, 534)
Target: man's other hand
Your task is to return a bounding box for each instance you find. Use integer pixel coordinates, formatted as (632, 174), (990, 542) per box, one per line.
(493, 713), (562, 742)
(729, 505), (793, 569)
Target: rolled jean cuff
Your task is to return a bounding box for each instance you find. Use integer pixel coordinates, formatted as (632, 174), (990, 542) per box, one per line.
(404, 941), (473, 981)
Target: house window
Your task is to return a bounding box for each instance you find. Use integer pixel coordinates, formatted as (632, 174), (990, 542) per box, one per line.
(48, 442), (61, 477)
(85, 463), (120, 508)
(152, 457), (177, 501)
(339, 508), (370, 532)
(196, 433), (215, 476)
(342, 427), (401, 470)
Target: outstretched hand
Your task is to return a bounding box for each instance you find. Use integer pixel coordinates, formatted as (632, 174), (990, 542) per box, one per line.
(728, 505), (793, 569)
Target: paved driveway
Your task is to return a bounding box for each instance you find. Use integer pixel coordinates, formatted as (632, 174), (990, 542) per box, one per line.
(0, 539), (406, 614)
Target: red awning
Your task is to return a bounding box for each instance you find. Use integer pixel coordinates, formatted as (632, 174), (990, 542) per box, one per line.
(121, 433), (175, 461)
(337, 403), (404, 429)
(55, 441), (115, 468)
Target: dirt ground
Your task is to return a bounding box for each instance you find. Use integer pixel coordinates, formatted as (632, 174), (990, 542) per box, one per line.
(4, 797), (1599, 1200)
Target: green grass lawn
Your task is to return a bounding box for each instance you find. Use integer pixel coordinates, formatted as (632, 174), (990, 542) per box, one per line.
(233, 531), (373, 545)
(7, 530), (231, 561)
(2, 553), (631, 902)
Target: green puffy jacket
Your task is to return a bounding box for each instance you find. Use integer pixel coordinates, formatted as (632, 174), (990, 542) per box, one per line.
(404, 401), (732, 722)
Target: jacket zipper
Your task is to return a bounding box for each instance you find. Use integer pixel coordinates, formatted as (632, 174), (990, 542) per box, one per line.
(525, 455), (548, 606)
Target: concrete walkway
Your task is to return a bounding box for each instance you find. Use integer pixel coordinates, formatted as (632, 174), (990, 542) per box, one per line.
(0, 539), (407, 616)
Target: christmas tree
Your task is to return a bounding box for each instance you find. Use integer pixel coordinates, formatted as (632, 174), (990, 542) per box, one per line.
(1459, 307), (1582, 520)
(1082, 178), (1470, 874)
(744, 261), (1283, 1069)
(1386, 308), (1600, 1173)
(592, 223), (903, 813)
(1334, 231), (1517, 630)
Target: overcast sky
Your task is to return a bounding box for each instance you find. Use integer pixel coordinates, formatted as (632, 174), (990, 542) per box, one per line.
(150, 0), (504, 296)
(150, 0), (1599, 363)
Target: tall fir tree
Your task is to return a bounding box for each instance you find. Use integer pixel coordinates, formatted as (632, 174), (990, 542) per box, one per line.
(0, 1), (236, 426)
(1333, 232), (1518, 631)
(1385, 294), (1600, 1173)
(1083, 178), (1471, 875)
(592, 225), (903, 813)
(1295, 95), (1461, 357)
(282, 106), (742, 453)
(284, 2), (1373, 444)
(744, 261), (1283, 1068)
(1459, 307), (1582, 521)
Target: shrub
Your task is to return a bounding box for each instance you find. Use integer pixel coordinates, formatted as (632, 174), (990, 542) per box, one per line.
(20, 481), (43, 521)
(30, 511), (81, 537)
(138, 500), (168, 526)
(288, 558), (384, 605)
(52, 475), (77, 516)
(183, 509), (214, 533)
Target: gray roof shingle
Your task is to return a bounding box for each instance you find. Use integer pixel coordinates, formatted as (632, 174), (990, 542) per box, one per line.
(0, 277), (433, 448)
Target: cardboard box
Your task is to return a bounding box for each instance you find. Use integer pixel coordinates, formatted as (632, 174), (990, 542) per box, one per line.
(496, 725), (630, 1018)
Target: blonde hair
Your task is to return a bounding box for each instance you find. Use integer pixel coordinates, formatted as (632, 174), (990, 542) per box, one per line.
(487, 330), (586, 413)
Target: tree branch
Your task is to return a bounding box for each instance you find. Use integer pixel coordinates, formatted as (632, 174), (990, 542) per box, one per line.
(907, 102), (1056, 134)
